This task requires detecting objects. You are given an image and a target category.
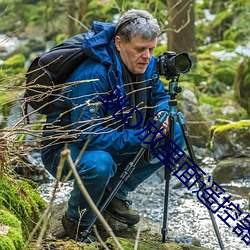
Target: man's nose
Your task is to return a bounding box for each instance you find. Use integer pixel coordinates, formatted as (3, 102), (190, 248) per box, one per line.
(142, 49), (151, 59)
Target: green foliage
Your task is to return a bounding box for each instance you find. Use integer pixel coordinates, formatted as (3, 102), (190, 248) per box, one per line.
(197, 0), (250, 47)
(213, 67), (235, 86)
(208, 10), (233, 42)
(192, 40), (241, 95)
(199, 91), (248, 121)
(1, 54), (25, 69)
(0, 54), (26, 83)
(154, 44), (167, 57)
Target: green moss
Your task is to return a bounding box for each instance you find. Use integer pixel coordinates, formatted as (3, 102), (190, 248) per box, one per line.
(0, 54), (26, 86)
(0, 91), (17, 108)
(105, 237), (204, 250)
(213, 120), (250, 133)
(84, 243), (100, 250)
(0, 235), (16, 250)
(0, 209), (21, 229)
(0, 175), (47, 239)
(0, 209), (24, 249)
(199, 95), (224, 107)
(166, 242), (183, 250)
(7, 228), (24, 249)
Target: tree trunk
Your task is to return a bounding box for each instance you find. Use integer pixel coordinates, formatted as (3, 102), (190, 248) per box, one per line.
(78, 0), (88, 20)
(167, 0), (196, 62)
(67, 0), (77, 36)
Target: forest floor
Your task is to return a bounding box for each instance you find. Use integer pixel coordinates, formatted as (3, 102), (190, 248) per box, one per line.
(28, 202), (211, 250)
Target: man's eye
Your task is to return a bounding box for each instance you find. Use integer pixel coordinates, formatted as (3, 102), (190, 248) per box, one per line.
(136, 48), (144, 52)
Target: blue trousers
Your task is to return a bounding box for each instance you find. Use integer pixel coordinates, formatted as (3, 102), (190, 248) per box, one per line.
(41, 123), (185, 226)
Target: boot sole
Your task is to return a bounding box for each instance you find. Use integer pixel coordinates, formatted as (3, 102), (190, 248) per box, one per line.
(105, 210), (140, 225)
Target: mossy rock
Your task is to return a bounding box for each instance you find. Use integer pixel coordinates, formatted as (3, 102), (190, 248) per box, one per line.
(0, 174), (47, 239)
(0, 209), (24, 250)
(209, 120), (250, 160)
(106, 237), (210, 250)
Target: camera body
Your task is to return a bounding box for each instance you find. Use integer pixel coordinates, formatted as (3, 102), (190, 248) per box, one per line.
(156, 51), (192, 79)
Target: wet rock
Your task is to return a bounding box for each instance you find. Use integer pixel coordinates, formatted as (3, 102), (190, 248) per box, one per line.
(12, 150), (51, 183)
(213, 157), (250, 184)
(179, 100), (211, 148)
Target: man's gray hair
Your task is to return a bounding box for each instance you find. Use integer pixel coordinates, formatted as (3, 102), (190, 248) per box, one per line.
(115, 9), (160, 43)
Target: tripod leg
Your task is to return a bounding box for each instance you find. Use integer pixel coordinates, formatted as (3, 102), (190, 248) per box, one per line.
(161, 114), (175, 243)
(177, 112), (225, 250)
(161, 170), (171, 243)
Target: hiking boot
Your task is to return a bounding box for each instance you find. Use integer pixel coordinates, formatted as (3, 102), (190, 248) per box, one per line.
(105, 196), (140, 225)
(61, 213), (97, 243)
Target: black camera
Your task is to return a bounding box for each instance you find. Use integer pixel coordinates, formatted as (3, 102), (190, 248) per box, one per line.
(156, 51), (192, 79)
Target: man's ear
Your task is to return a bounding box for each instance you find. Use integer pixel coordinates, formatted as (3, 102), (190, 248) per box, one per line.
(115, 36), (122, 51)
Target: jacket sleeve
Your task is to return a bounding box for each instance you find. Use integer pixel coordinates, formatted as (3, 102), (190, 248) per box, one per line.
(65, 61), (145, 156)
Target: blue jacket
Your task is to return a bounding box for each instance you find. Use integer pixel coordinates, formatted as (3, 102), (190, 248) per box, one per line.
(44, 21), (170, 156)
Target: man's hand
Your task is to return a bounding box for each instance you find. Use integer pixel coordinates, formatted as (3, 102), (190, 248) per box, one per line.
(154, 111), (169, 139)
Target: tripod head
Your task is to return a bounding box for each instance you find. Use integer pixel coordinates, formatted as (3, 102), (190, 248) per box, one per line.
(168, 76), (182, 100)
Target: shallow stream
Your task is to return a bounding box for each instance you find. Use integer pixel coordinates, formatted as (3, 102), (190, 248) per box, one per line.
(38, 156), (250, 250)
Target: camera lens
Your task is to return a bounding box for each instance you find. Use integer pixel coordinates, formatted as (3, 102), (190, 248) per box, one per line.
(174, 53), (192, 73)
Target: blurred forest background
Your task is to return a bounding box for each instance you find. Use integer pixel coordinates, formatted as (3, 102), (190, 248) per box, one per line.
(0, 1), (250, 249)
(0, 0), (250, 128)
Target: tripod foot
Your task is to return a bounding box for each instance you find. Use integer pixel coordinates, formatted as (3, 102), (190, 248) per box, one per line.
(161, 227), (168, 243)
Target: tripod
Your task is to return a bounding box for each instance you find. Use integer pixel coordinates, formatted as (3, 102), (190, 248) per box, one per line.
(82, 77), (225, 250)
(161, 76), (225, 249)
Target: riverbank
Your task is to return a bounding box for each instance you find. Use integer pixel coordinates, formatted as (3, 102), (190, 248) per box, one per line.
(38, 155), (250, 250)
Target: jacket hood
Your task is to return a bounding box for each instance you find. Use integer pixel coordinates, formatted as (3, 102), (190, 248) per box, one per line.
(82, 21), (116, 65)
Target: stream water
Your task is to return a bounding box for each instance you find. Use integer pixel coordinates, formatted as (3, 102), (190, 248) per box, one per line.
(38, 155), (250, 250)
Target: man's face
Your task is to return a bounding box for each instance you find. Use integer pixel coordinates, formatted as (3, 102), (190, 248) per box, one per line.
(115, 35), (157, 74)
